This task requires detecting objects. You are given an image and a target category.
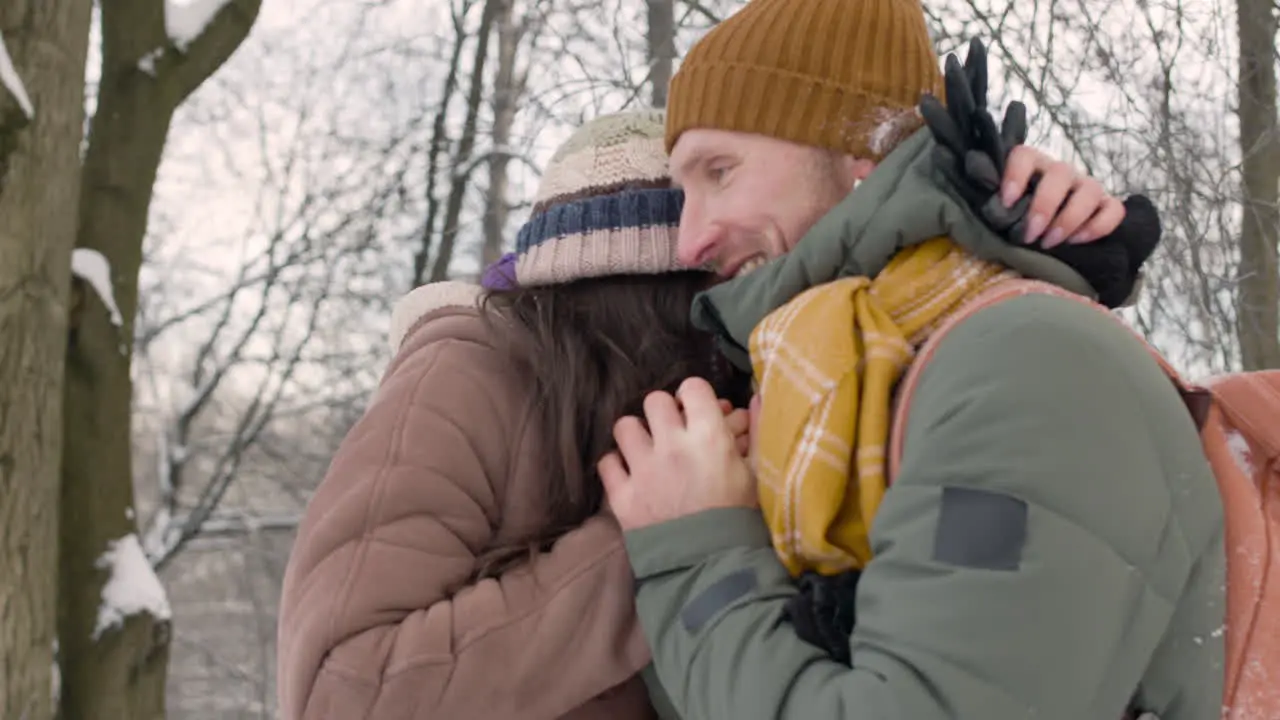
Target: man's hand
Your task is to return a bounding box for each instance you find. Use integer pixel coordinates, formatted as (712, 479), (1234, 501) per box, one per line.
(919, 37), (1157, 307)
(921, 38), (1124, 249)
(599, 378), (756, 531)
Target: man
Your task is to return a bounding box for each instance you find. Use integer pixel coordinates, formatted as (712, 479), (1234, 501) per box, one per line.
(597, 1), (1225, 718)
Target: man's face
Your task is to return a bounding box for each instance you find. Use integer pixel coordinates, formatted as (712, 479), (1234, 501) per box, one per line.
(670, 129), (872, 278)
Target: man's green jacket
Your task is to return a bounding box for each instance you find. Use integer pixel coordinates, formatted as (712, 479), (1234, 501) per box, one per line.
(632, 129), (1226, 720)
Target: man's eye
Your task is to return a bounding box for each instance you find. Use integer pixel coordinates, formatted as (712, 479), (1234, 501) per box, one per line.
(708, 165), (730, 183)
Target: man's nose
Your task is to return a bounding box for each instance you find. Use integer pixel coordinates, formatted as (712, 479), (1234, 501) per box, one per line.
(677, 204), (720, 268)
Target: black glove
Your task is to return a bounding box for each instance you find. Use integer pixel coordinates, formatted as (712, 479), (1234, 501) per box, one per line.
(1042, 195), (1160, 307)
(782, 570), (862, 665)
(919, 38), (1161, 308)
(920, 38), (1031, 235)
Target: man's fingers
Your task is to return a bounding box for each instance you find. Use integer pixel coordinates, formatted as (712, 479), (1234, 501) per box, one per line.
(613, 415), (653, 458)
(1067, 195), (1125, 244)
(597, 451), (629, 498)
(1040, 178), (1103, 249)
(942, 54), (975, 139)
(970, 114), (1005, 179)
(1001, 102), (1028, 147)
(920, 94), (966, 156)
(675, 377), (721, 427)
(1000, 144), (1041, 208)
(963, 37), (988, 108)
(643, 390), (684, 437)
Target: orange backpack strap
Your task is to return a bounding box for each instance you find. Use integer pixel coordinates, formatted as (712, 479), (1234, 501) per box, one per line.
(1198, 371), (1280, 720)
(890, 279), (1200, 480)
(890, 279), (1109, 480)
(1204, 372), (1280, 457)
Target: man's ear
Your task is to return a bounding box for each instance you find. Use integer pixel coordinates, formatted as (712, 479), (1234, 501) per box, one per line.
(836, 155), (877, 192)
(850, 157), (877, 181)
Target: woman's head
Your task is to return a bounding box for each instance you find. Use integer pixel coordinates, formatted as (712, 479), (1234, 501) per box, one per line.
(476, 109), (748, 576)
(486, 272), (746, 539)
(494, 108), (685, 288)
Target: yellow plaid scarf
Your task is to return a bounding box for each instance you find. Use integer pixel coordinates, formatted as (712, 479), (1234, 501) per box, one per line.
(749, 237), (1017, 576)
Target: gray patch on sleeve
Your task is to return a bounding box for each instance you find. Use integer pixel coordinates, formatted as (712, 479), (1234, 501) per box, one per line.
(933, 486), (1028, 571)
(680, 568), (758, 634)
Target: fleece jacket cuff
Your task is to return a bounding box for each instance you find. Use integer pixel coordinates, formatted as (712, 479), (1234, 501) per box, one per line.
(624, 507), (773, 580)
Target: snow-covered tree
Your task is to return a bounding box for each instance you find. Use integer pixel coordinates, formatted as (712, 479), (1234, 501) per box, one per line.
(0, 5), (94, 718)
(54, 0), (261, 717)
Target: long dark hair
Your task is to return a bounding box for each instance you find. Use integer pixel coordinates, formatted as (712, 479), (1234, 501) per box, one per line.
(475, 271), (750, 579)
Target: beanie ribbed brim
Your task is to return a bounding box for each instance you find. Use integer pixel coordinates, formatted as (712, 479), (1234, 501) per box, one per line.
(515, 186), (684, 286)
(515, 225), (681, 285)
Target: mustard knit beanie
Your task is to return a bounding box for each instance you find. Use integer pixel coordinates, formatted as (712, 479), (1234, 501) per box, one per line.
(513, 108), (685, 286)
(665, 0), (945, 161)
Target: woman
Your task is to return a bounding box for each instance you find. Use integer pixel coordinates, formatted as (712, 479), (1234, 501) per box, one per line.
(276, 109), (746, 720)
(276, 108), (1153, 719)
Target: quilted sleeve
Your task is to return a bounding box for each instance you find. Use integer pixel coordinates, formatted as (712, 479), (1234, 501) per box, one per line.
(277, 312), (650, 719)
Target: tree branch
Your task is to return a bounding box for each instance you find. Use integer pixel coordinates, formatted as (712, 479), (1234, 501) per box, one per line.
(679, 0), (721, 25)
(167, 0), (264, 104)
(159, 512), (301, 542)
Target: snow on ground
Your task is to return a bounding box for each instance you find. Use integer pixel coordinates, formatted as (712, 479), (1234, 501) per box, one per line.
(71, 248), (123, 327)
(0, 31), (35, 119)
(92, 533), (172, 640)
(166, 0), (235, 51)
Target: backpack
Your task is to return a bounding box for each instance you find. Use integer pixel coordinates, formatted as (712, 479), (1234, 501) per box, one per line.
(887, 279), (1280, 720)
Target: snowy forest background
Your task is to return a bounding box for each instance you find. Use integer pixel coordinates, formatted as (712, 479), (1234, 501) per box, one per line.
(1, 0), (1277, 717)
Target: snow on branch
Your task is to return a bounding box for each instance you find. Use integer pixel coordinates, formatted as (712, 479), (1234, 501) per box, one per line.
(92, 534), (172, 640)
(0, 31), (34, 120)
(72, 248), (124, 327)
(138, 48), (165, 77)
(188, 512), (301, 537)
(165, 0), (236, 51)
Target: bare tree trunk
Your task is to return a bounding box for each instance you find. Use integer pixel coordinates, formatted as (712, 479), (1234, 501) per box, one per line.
(58, 1), (261, 718)
(1235, 0), (1280, 370)
(481, 0), (523, 268)
(430, 0), (500, 282)
(647, 0), (676, 108)
(414, 0), (473, 287)
(0, 3), (93, 717)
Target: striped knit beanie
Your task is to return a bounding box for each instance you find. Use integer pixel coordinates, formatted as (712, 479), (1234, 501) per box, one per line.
(665, 0), (944, 161)
(511, 109), (685, 287)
